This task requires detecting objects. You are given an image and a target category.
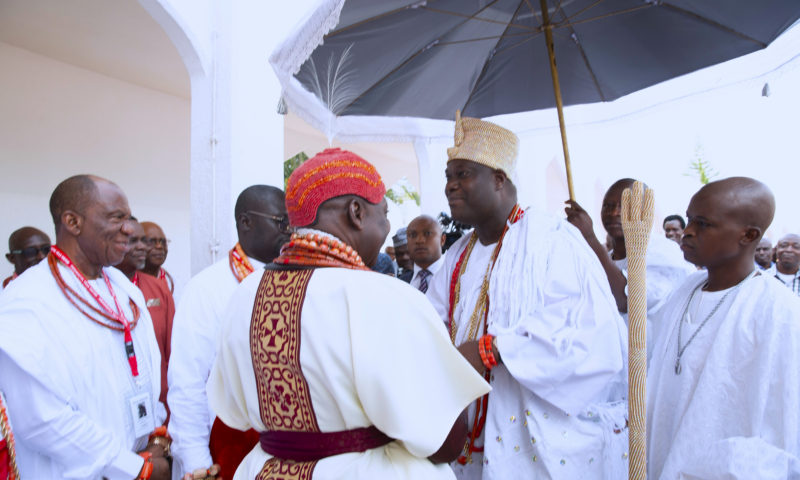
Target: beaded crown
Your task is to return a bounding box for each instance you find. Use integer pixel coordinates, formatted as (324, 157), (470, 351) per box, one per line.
(286, 148), (386, 227)
(447, 110), (518, 180)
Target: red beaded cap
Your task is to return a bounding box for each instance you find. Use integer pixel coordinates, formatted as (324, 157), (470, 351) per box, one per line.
(286, 148), (386, 227)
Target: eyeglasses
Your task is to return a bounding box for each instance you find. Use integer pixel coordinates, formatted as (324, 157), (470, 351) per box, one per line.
(246, 211), (292, 233)
(10, 245), (51, 259)
(143, 237), (170, 247)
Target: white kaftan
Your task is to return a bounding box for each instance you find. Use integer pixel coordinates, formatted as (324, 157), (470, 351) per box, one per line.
(427, 210), (629, 479)
(208, 267), (490, 480)
(167, 256), (263, 476)
(0, 260), (164, 480)
(648, 272), (800, 479)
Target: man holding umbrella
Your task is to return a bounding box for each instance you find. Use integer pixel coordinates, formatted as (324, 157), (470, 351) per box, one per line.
(426, 112), (628, 479)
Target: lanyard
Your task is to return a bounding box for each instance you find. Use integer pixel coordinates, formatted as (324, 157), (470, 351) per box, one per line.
(50, 246), (139, 377)
(132, 272), (140, 287)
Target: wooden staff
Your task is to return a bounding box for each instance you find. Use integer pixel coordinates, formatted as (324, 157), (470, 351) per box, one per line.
(540, 0), (576, 201)
(621, 181), (654, 480)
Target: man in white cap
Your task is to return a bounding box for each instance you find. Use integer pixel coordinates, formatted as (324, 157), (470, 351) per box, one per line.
(426, 112), (629, 479)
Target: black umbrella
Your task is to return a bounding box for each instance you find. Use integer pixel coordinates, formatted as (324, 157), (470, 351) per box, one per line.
(276, 0), (800, 199)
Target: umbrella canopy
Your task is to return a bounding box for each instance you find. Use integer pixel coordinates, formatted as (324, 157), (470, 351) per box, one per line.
(279, 0), (800, 121)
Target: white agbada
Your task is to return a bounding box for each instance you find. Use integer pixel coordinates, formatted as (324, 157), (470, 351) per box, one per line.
(167, 256), (264, 476)
(0, 260), (163, 480)
(427, 210), (629, 480)
(208, 267), (490, 480)
(648, 271), (800, 479)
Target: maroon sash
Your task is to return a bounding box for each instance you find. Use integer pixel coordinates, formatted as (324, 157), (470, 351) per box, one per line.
(259, 425), (393, 462)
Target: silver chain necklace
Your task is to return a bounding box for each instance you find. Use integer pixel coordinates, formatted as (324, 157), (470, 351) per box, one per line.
(675, 270), (756, 375)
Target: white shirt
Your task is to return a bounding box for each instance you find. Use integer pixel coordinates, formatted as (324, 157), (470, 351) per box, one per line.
(410, 256), (444, 291)
(648, 272), (800, 479)
(0, 260), (163, 480)
(208, 267), (490, 480)
(426, 210), (629, 480)
(167, 255), (264, 476)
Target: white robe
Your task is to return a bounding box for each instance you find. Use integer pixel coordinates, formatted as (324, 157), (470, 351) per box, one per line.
(0, 260), (163, 480)
(427, 210), (629, 479)
(167, 256), (263, 476)
(208, 267), (490, 480)
(648, 271), (800, 479)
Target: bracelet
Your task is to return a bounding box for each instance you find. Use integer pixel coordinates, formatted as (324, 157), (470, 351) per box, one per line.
(137, 451), (154, 480)
(478, 334), (497, 370)
(147, 425), (172, 456)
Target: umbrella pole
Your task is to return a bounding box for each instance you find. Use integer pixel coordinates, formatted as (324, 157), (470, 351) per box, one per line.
(539, 0), (575, 201)
(622, 182), (654, 480)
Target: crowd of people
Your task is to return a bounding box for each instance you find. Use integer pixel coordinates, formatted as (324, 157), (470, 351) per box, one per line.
(1, 112), (799, 480)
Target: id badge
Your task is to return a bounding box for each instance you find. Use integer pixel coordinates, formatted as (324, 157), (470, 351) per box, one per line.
(129, 392), (155, 438)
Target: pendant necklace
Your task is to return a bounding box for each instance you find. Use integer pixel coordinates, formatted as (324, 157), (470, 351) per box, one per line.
(675, 270), (756, 375)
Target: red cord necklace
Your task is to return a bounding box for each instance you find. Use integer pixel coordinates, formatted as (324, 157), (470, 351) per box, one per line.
(274, 230), (369, 270)
(49, 247), (141, 377)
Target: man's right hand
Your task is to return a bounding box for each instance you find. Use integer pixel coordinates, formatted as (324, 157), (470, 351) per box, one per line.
(150, 456), (171, 480)
(564, 200), (596, 241)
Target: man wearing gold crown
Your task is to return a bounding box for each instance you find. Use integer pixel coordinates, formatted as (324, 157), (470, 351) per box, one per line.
(426, 113), (629, 479)
(207, 148), (490, 479)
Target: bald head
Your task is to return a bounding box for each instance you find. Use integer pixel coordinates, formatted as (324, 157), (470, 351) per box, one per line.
(235, 185), (290, 264)
(235, 185), (285, 218)
(6, 226), (52, 275)
(695, 177), (775, 234)
(8, 227), (50, 252)
(49, 175), (104, 229)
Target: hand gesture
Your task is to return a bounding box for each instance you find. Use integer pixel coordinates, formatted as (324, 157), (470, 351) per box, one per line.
(183, 464), (221, 480)
(564, 200), (596, 240)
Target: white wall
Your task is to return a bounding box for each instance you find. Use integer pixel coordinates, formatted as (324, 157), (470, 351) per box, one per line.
(0, 42), (191, 295)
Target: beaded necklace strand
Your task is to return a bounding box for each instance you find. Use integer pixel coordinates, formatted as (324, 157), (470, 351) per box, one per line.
(274, 230), (369, 270)
(49, 253), (141, 333)
(229, 243), (255, 283)
(447, 204), (524, 465)
(0, 393), (19, 480)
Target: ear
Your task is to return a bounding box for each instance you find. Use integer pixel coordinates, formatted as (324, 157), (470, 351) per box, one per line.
(741, 226), (762, 246)
(493, 170), (508, 191)
(440, 233), (446, 247)
(62, 210), (83, 236)
(5, 253), (13, 264)
(346, 198), (366, 231)
(237, 213), (252, 232)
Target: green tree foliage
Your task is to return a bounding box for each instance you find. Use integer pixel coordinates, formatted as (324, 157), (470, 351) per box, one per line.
(284, 152), (309, 189)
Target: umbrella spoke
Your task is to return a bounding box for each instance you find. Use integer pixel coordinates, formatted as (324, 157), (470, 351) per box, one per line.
(423, 5), (536, 31)
(437, 31), (533, 47)
(462, 0), (529, 114)
(339, 0), (510, 113)
(558, 0), (610, 25)
(661, 3), (767, 48)
(553, 7), (607, 102)
(326, 0), (444, 39)
(522, 0), (542, 25)
(554, 4), (653, 29)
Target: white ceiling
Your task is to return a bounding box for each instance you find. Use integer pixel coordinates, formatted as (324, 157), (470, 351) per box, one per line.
(0, 0), (190, 98)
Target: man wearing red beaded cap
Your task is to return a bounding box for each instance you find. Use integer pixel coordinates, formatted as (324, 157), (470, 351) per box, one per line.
(425, 113), (629, 479)
(208, 148), (489, 480)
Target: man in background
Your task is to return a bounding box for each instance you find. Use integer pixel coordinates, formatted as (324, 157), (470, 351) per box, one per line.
(406, 215), (445, 294)
(771, 233), (800, 296)
(663, 214), (685, 244)
(118, 218), (175, 420)
(140, 222), (173, 293)
(4, 227), (51, 289)
(754, 237), (774, 270)
(169, 185), (290, 480)
(393, 227), (413, 282)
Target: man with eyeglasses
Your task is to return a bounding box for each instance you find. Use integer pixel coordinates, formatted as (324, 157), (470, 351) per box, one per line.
(169, 185), (290, 480)
(140, 222), (174, 293)
(4, 226), (51, 289)
(118, 218), (175, 422)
